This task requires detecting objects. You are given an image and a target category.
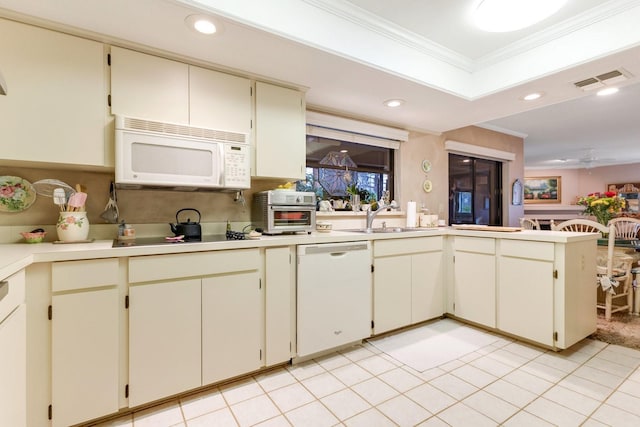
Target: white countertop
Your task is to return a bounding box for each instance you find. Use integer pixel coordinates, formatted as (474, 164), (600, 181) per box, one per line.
(0, 228), (598, 280)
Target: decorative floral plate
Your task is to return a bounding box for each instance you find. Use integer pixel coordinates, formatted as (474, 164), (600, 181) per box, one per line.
(0, 176), (37, 212)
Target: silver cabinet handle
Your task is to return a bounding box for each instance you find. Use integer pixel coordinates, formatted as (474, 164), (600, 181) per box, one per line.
(0, 281), (8, 302)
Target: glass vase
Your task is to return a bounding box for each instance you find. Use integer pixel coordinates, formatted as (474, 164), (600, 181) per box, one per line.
(56, 211), (90, 242)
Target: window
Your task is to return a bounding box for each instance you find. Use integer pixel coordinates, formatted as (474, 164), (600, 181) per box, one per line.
(449, 154), (502, 225)
(298, 136), (394, 205)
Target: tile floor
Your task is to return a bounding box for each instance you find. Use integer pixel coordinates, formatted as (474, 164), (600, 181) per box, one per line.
(93, 320), (640, 427)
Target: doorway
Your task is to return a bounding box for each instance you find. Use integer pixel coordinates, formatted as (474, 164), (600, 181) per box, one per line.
(448, 154), (502, 225)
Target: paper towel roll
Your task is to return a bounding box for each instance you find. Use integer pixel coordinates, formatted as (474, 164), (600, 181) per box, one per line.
(406, 201), (417, 228)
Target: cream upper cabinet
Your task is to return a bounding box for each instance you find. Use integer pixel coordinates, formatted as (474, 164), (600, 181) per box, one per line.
(110, 46), (189, 124)
(189, 66), (252, 134)
(451, 236), (496, 328)
(255, 81), (305, 180)
(0, 19), (108, 168)
(110, 47), (252, 135)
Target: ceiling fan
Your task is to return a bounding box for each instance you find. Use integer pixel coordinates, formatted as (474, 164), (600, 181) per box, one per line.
(548, 149), (616, 168)
(577, 149), (616, 168)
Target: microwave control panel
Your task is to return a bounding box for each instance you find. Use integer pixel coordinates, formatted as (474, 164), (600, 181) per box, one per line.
(224, 144), (251, 189)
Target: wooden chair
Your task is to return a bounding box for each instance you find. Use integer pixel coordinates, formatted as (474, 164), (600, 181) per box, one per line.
(608, 217), (640, 239)
(607, 217), (640, 314)
(519, 217), (540, 230)
(551, 218), (633, 320)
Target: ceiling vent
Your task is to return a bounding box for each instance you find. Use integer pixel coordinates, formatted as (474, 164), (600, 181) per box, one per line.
(573, 69), (630, 91)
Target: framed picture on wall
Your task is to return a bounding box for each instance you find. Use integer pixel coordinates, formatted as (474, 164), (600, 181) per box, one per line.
(607, 183), (640, 193)
(524, 177), (561, 204)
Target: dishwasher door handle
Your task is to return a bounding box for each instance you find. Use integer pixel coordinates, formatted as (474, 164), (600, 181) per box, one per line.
(329, 251), (348, 257)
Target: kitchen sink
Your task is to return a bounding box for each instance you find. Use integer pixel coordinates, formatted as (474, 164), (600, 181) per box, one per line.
(337, 227), (438, 234)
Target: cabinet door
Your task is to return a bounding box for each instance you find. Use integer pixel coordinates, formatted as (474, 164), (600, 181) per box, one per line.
(0, 306), (26, 427)
(453, 251), (496, 327)
(373, 255), (412, 334)
(255, 82), (305, 179)
(129, 279), (201, 407)
(110, 46), (189, 124)
(202, 272), (262, 385)
(265, 247), (294, 366)
(189, 66), (252, 134)
(498, 256), (554, 346)
(411, 251), (444, 323)
(52, 290), (119, 427)
(0, 19), (107, 167)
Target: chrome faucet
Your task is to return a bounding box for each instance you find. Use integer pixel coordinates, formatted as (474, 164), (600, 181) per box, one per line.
(365, 201), (399, 231)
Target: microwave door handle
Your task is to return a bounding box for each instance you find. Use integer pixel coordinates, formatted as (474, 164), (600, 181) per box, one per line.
(218, 143), (225, 186)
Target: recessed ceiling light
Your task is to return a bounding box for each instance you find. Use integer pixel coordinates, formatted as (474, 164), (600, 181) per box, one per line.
(473, 0), (568, 32)
(522, 92), (543, 101)
(384, 99), (404, 108)
(597, 87), (619, 96)
(185, 14), (220, 35)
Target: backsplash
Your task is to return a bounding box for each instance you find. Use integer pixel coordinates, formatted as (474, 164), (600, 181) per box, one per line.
(0, 165), (286, 228)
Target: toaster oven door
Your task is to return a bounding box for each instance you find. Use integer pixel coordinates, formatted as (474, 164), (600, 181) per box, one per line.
(267, 206), (315, 234)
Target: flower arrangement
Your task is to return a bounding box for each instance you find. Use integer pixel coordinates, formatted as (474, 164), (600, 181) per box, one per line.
(577, 191), (626, 225)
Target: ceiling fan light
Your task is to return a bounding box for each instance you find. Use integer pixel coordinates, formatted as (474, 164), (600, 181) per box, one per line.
(473, 0), (568, 32)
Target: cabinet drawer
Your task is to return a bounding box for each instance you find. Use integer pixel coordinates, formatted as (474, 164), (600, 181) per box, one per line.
(52, 259), (119, 292)
(374, 236), (443, 257)
(501, 239), (554, 261)
(0, 269), (25, 322)
(454, 236), (495, 254)
(129, 249), (260, 283)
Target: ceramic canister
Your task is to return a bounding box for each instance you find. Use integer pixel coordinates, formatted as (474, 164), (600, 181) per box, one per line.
(56, 211), (90, 242)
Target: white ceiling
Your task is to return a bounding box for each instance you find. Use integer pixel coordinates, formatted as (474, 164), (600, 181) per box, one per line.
(1, 0), (639, 169)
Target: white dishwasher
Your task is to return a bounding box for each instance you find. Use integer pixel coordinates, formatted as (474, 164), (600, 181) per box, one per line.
(297, 241), (372, 357)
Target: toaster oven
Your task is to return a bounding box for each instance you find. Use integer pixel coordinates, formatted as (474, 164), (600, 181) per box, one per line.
(252, 190), (316, 234)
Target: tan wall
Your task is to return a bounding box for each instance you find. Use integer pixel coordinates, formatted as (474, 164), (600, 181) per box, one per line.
(396, 126), (524, 226)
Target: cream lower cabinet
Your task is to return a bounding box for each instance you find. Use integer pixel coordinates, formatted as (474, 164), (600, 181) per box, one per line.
(373, 237), (444, 334)
(50, 259), (120, 427)
(498, 240), (555, 346)
(265, 247), (295, 365)
(127, 249), (263, 407)
(451, 236), (496, 328)
(202, 271), (262, 384)
(0, 270), (26, 427)
(498, 239), (596, 349)
(129, 278), (201, 407)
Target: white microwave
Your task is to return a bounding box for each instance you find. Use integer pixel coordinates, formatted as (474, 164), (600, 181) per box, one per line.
(115, 116), (250, 191)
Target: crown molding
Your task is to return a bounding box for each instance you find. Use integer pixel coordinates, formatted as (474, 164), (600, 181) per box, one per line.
(302, 0), (473, 72)
(305, 0), (640, 73)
